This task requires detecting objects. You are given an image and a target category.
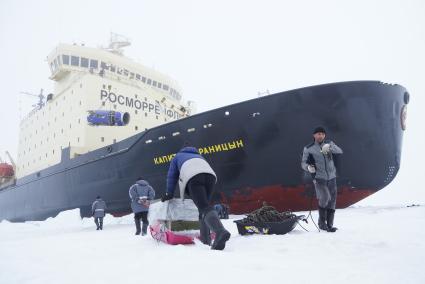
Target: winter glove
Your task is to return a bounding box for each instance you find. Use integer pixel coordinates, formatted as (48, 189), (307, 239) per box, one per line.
(307, 165), (316, 173)
(321, 143), (331, 154)
(161, 193), (173, 202)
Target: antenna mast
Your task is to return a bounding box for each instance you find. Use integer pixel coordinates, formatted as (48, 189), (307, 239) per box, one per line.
(105, 32), (131, 55)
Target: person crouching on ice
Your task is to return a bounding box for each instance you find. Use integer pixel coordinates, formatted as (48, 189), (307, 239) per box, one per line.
(301, 126), (343, 232)
(129, 177), (155, 236)
(161, 145), (231, 250)
(91, 196), (107, 230)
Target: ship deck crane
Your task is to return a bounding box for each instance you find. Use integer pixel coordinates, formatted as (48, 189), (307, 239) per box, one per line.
(20, 89), (45, 110)
(5, 151), (16, 172)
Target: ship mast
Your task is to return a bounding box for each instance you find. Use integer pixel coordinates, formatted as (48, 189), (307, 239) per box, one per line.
(104, 32), (131, 55)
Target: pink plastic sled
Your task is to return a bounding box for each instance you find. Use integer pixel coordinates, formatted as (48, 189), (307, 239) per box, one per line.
(149, 222), (196, 245)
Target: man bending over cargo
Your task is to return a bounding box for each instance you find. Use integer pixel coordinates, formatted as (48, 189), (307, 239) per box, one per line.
(161, 144), (231, 250)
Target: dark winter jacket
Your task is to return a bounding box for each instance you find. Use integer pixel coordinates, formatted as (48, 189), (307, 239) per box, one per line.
(166, 147), (216, 199)
(91, 198), (107, 218)
(301, 140), (343, 181)
(129, 179), (155, 213)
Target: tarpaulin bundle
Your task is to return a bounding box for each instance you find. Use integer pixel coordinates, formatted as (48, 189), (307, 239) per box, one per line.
(148, 199), (199, 245)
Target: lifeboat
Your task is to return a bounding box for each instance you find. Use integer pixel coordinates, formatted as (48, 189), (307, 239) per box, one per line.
(0, 163), (14, 178)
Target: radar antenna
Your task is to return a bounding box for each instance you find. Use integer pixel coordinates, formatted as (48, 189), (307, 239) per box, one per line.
(20, 88), (45, 110)
(105, 32), (131, 55)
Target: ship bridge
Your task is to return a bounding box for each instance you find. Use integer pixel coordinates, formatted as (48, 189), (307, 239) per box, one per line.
(47, 43), (183, 102)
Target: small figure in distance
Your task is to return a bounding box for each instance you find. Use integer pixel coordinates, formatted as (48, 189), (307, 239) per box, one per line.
(91, 195), (107, 230)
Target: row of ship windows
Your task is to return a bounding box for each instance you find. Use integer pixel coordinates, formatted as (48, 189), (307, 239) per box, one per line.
(19, 120), (158, 154)
(23, 89), (151, 126)
(51, 54), (182, 101)
(20, 120), (228, 171)
(20, 111), (168, 144)
(22, 90), (82, 125)
(19, 130), (152, 169)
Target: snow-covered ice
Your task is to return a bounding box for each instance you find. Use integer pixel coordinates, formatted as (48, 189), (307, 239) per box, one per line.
(0, 205), (424, 284)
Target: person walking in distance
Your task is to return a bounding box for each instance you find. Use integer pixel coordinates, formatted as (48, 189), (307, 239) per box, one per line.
(91, 196), (107, 230)
(301, 126), (343, 232)
(129, 177), (155, 235)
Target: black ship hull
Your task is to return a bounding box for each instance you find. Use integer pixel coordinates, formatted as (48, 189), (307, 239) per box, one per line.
(0, 81), (408, 222)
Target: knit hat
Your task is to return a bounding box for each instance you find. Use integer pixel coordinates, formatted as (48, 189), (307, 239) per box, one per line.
(313, 126), (326, 134)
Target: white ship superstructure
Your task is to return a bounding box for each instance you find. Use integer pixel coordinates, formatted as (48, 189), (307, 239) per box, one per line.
(17, 37), (195, 178)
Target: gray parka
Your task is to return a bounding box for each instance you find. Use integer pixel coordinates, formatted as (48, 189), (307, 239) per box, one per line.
(301, 140), (343, 181)
(91, 198), (107, 218)
(129, 179), (155, 213)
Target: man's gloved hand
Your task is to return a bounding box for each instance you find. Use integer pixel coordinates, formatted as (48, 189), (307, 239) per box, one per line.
(161, 193), (173, 202)
(307, 165), (316, 173)
(321, 143), (331, 154)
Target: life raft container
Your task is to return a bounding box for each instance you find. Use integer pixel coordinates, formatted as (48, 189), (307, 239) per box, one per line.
(0, 163), (14, 178)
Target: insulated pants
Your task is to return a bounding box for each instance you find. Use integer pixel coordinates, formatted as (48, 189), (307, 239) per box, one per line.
(134, 211), (148, 226)
(186, 173), (216, 214)
(314, 178), (337, 209)
(94, 217), (103, 229)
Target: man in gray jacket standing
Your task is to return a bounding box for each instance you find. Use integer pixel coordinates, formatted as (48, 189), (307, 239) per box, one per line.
(129, 177), (155, 235)
(91, 196), (107, 230)
(301, 126), (343, 232)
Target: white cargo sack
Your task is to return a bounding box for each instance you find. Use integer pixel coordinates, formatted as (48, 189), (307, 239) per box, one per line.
(148, 199), (199, 224)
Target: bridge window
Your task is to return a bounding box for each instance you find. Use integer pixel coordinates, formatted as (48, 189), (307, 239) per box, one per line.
(163, 84), (169, 91)
(152, 80), (157, 87)
(147, 79), (152, 85)
(71, 56), (79, 66)
(81, 57), (89, 68)
(158, 82), (162, 89)
(110, 65), (116, 72)
(142, 77), (146, 83)
(62, 55), (70, 65)
(136, 74), (141, 80)
(90, 59), (98, 69)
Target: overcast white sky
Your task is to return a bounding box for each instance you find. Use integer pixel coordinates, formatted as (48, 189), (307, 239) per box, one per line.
(0, 0), (424, 204)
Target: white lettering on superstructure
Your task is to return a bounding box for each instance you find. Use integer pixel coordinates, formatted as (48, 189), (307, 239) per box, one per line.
(100, 90), (182, 119)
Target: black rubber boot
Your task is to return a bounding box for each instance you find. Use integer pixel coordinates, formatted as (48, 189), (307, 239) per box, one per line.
(99, 218), (103, 230)
(326, 209), (338, 232)
(95, 218), (100, 230)
(199, 215), (211, 245)
(318, 207), (329, 231)
(204, 209), (231, 250)
(142, 223), (148, 236)
(135, 218), (141, 235)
